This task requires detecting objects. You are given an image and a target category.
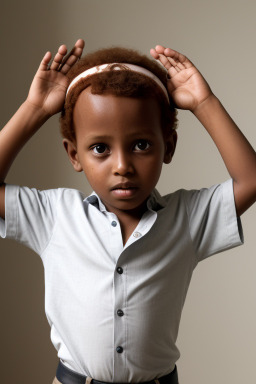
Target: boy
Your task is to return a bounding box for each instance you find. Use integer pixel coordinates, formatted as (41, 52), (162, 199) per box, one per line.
(0, 39), (255, 384)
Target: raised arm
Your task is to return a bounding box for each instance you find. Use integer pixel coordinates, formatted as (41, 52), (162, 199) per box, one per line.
(150, 45), (256, 216)
(0, 39), (85, 219)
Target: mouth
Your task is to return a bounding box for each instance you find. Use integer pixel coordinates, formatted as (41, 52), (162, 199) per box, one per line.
(110, 183), (138, 198)
(111, 182), (137, 191)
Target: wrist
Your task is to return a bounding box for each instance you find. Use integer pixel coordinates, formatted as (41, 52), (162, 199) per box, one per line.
(17, 100), (51, 135)
(23, 99), (52, 122)
(192, 93), (220, 117)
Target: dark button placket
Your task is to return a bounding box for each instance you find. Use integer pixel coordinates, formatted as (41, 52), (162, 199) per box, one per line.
(108, 214), (123, 264)
(111, 207), (157, 381)
(113, 258), (127, 380)
(102, 211), (126, 379)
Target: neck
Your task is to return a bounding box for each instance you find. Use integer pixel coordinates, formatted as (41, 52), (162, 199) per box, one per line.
(104, 200), (149, 246)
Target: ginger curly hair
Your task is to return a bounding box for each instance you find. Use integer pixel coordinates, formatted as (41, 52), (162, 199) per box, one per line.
(60, 46), (178, 142)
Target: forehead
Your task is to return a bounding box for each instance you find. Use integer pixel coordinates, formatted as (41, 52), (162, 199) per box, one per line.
(73, 88), (162, 137)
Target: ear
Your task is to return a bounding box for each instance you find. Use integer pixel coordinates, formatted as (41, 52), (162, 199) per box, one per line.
(63, 139), (83, 172)
(163, 130), (177, 164)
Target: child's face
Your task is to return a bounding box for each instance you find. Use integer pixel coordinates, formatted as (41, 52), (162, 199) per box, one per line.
(64, 88), (176, 216)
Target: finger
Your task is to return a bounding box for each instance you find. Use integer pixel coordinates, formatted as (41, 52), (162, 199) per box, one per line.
(50, 45), (68, 70)
(58, 39), (85, 73)
(149, 48), (159, 60)
(38, 51), (52, 71)
(152, 46), (185, 72)
(58, 46), (83, 74)
(157, 54), (179, 77)
(155, 45), (167, 54)
(166, 56), (186, 71)
(74, 38), (85, 50)
(158, 53), (172, 70)
(164, 48), (193, 69)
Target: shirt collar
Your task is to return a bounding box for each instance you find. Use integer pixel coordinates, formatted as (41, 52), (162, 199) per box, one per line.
(146, 189), (167, 211)
(84, 188), (166, 213)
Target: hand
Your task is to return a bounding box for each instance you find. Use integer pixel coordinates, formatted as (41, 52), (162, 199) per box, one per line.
(150, 45), (213, 112)
(26, 39), (85, 117)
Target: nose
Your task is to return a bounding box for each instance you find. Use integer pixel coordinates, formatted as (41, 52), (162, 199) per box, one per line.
(112, 150), (134, 176)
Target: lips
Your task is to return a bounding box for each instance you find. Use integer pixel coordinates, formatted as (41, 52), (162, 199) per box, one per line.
(110, 182), (138, 198)
(111, 182), (137, 191)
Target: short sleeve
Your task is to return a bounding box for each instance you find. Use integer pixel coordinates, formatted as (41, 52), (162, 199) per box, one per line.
(0, 184), (59, 255)
(184, 179), (244, 262)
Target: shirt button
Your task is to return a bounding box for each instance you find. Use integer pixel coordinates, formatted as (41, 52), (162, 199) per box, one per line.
(111, 221), (117, 227)
(117, 309), (124, 316)
(116, 267), (123, 274)
(116, 346), (123, 353)
(133, 231), (141, 238)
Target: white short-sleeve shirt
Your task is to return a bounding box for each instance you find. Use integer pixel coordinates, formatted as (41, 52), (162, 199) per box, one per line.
(0, 179), (243, 382)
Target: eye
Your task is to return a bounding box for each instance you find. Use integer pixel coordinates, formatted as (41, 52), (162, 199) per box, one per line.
(134, 140), (150, 151)
(92, 144), (108, 154)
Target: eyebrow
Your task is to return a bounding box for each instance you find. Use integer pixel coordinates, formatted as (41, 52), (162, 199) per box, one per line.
(86, 131), (158, 142)
(86, 135), (113, 142)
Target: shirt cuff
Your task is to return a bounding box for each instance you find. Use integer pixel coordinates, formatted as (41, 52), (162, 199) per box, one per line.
(222, 178), (244, 248)
(0, 184), (19, 240)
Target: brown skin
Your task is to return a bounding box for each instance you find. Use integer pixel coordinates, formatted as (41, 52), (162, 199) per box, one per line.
(151, 45), (256, 215)
(63, 89), (177, 244)
(0, 41), (255, 229)
(0, 39), (85, 219)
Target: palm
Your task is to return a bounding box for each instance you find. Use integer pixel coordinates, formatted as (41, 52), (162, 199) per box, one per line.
(168, 67), (211, 111)
(150, 46), (212, 111)
(28, 70), (69, 116)
(27, 39), (84, 117)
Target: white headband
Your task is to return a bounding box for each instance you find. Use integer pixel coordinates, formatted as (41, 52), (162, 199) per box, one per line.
(66, 63), (169, 103)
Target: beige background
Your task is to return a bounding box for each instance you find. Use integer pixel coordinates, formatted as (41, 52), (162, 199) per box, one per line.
(1, 0), (256, 383)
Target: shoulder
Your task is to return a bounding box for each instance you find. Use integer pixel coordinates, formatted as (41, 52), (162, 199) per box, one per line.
(4, 184), (88, 212)
(162, 179), (233, 205)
